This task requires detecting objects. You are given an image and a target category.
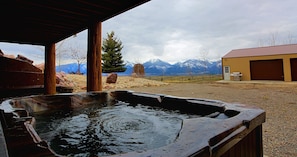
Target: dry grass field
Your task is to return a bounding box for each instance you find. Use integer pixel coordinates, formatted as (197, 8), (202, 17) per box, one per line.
(66, 74), (297, 157)
(66, 74), (169, 92)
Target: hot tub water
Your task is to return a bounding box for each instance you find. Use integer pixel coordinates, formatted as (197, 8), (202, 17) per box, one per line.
(34, 101), (195, 157)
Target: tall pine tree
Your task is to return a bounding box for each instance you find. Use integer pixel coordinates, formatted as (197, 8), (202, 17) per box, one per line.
(102, 31), (126, 73)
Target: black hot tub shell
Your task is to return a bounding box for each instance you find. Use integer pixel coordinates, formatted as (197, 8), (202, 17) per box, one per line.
(0, 90), (265, 157)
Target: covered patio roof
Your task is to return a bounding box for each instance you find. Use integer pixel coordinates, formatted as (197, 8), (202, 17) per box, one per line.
(0, 0), (150, 95)
(0, 0), (150, 45)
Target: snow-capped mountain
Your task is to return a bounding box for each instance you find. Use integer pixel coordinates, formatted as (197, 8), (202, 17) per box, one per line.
(124, 61), (135, 68)
(142, 59), (173, 75)
(143, 59), (222, 75)
(143, 59), (172, 68)
(56, 59), (222, 76)
(175, 59), (206, 68)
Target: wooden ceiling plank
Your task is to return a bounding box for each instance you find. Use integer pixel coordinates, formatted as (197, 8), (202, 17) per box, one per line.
(0, 0), (150, 45)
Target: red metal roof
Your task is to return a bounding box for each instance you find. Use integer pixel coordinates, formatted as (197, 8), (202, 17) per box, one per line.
(222, 44), (297, 58)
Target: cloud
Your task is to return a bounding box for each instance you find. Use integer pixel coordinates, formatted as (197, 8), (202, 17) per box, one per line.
(123, 44), (156, 63)
(1, 0), (297, 64)
(103, 0), (297, 63)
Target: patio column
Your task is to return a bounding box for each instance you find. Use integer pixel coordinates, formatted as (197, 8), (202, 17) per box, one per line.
(44, 43), (56, 94)
(87, 22), (102, 91)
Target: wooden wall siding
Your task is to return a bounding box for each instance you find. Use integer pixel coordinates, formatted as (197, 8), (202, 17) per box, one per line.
(250, 59), (284, 81)
(221, 125), (263, 157)
(0, 57), (44, 88)
(0, 72), (44, 88)
(0, 57), (42, 73)
(290, 58), (297, 81)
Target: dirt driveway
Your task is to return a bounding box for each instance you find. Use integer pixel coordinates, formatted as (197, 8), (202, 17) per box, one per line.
(122, 81), (297, 157)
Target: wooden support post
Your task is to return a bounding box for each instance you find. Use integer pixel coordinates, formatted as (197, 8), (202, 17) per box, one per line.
(87, 22), (102, 91)
(44, 43), (56, 95)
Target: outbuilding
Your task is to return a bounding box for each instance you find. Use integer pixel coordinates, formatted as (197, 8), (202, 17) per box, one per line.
(222, 44), (297, 82)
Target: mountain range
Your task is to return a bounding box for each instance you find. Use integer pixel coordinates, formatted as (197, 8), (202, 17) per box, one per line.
(56, 59), (222, 76)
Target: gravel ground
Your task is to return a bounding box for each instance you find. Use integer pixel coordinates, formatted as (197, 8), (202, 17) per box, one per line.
(122, 81), (297, 157)
(67, 75), (297, 157)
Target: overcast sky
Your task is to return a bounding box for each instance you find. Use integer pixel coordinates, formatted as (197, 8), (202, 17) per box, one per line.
(1, 0), (297, 64)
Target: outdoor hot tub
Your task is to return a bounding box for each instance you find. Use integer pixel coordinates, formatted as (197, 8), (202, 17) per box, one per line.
(0, 90), (265, 157)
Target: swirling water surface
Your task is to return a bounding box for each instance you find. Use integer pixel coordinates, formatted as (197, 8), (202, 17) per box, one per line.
(34, 102), (193, 157)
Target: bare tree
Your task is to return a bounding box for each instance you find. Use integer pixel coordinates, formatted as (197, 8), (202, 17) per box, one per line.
(200, 49), (209, 75)
(283, 32), (296, 45)
(70, 46), (86, 74)
(215, 53), (222, 75)
(257, 38), (266, 47)
(56, 40), (68, 71)
(258, 32), (297, 47)
(269, 32), (279, 46)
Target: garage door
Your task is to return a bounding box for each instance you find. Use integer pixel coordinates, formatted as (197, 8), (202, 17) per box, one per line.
(250, 59), (284, 80)
(291, 58), (297, 81)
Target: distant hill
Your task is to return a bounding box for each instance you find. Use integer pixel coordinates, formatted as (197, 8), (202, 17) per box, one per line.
(56, 59), (222, 76)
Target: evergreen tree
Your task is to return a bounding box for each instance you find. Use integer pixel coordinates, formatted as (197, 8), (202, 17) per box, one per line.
(102, 31), (126, 73)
